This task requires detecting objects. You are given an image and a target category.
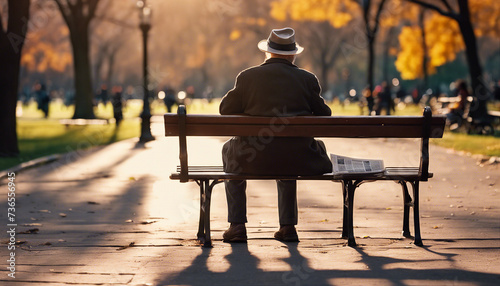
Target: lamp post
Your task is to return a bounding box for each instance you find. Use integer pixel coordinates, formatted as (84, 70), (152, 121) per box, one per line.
(138, 0), (155, 143)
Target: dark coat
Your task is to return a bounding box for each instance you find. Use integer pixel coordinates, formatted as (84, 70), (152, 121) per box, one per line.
(220, 57), (333, 176)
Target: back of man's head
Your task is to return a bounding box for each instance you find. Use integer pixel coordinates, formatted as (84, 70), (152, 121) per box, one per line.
(267, 52), (296, 63)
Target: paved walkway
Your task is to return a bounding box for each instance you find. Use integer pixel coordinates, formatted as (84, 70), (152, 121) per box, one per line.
(0, 117), (499, 285)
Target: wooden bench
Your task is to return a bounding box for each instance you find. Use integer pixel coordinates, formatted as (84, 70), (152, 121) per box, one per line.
(164, 105), (446, 247)
(488, 110), (500, 128)
(60, 118), (110, 127)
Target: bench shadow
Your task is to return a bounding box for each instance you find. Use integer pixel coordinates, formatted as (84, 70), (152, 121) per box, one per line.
(163, 243), (268, 285)
(160, 240), (500, 285)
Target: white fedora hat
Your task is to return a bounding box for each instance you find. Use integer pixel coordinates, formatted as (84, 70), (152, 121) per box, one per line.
(258, 27), (304, 55)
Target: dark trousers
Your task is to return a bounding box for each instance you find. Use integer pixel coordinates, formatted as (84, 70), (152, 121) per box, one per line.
(225, 180), (298, 225)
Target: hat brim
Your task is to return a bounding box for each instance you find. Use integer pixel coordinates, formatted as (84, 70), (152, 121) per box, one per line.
(258, 39), (304, 55)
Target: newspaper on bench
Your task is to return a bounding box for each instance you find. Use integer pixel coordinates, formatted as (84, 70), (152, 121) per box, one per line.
(331, 154), (385, 174)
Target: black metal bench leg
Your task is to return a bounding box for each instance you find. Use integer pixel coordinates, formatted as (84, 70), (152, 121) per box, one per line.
(399, 181), (412, 238)
(343, 180), (360, 247)
(410, 181), (423, 246)
(196, 180), (206, 242)
(341, 181), (349, 239)
(202, 180), (214, 248)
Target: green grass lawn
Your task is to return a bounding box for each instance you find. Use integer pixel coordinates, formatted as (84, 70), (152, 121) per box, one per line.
(1, 99), (498, 171)
(1, 118), (140, 170)
(0, 100), (142, 171)
(432, 132), (500, 157)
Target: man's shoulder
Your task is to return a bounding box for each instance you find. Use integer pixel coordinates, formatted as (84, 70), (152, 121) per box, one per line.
(237, 60), (317, 81)
(296, 66), (316, 77)
(236, 64), (263, 78)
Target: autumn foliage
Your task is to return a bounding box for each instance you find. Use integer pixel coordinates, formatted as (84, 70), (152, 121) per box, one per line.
(395, 13), (465, 80)
(396, 0), (499, 80)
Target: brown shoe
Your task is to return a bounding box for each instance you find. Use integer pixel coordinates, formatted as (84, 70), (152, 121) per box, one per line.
(223, 223), (247, 242)
(274, 225), (299, 242)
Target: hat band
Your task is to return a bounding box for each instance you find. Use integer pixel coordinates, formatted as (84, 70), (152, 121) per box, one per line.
(268, 40), (296, 52)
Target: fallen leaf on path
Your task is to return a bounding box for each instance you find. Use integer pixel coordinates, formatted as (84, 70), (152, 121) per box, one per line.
(140, 220), (157, 225)
(117, 242), (135, 250)
(19, 228), (39, 234)
(22, 223), (42, 227)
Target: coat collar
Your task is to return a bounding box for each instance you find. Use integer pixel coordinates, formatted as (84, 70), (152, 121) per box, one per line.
(262, 57), (297, 68)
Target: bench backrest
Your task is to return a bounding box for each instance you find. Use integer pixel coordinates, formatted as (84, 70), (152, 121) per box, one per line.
(164, 106), (446, 182)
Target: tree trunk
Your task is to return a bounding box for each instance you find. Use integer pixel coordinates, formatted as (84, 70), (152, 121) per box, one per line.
(419, 8), (429, 89)
(106, 51), (116, 87)
(408, 0), (489, 119)
(0, 0), (30, 157)
(457, 0), (488, 119)
(70, 25), (95, 119)
(367, 35), (375, 94)
(361, 0), (386, 95)
(382, 27), (395, 83)
(321, 67), (329, 95)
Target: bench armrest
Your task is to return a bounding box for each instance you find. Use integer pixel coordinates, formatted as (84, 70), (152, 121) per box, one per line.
(418, 107), (431, 180)
(178, 106), (189, 182)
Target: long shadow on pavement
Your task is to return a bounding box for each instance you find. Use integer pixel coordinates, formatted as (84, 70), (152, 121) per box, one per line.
(161, 242), (500, 285)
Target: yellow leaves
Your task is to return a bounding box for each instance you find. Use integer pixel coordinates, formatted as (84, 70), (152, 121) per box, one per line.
(469, 0), (500, 38)
(270, 1), (288, 21)
(425, 13), (464, 67)
(229, 30), (241, 41)
(396, 13), (463, 80)
(235, 17), (266, 27)
(270, 0), (357, 28)
(379, 0), (419, 28)
(20, 23), (72, 73)
(21, 41), (72, 73)
(395, 26), (424, 80)
(329, 11), (353, 28)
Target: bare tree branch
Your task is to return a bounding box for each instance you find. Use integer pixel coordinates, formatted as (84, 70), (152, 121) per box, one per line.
(93, 1), (135, 29)
(53, 0), (71, 26)
(372, 0), (387, 35)
(84, 0), (100, 26)
(406, 0), (458, 20)
(440, 0), (454, 13)
(93, 15), (135, 29)
(88, 0), (99, 18)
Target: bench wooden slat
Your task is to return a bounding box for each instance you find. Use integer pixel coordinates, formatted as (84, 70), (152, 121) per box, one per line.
(165, 114), (441, 125)
(164, 114), (446, 138)
(171, 166), (432, 181)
